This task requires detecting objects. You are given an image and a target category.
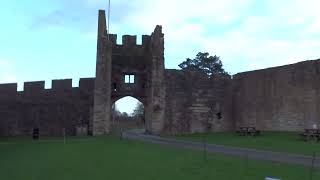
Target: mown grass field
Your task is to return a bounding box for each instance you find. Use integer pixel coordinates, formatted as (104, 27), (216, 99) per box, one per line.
(173, 131), (320, 156)
(0, 136), (319, 180)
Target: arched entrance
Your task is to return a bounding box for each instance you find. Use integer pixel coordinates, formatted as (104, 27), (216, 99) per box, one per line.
(111, 96), (146, 133)
(92, 10), (165, 135)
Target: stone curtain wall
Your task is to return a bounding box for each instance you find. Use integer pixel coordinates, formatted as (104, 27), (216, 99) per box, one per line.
(0, 78), (94, 136)
(188, 73), (233, 133)
(163, 70), (233, 134)
(163, 70), (192, 134)
(0, 59), (319, 136)
(233, 59), (320, 131)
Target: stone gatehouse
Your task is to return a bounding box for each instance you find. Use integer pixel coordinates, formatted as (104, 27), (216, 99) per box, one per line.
(0, 10), (319, 136)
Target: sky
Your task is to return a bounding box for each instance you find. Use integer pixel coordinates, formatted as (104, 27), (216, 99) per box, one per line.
(0, 0), (320, 113)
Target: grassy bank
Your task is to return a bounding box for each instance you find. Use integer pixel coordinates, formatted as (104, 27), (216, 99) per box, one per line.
(172, 131), (320, 156)
(0, 136), (319, 180)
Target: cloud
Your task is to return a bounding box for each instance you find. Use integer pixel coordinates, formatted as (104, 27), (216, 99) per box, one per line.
(30, 0), (139, 32)
(122, 0), (251, 30)
(202, 31), (320, 73)
(96, 0), (319, 74)
(30, 9), (96, 32)
(107, 0), (253, 67)
(23, 0), (320, 75)
(30, 10), (69, 29)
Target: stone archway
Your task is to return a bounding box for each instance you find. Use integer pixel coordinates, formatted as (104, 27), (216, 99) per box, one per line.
(91, 10), (165, 135)
(111, 96), (146, 132)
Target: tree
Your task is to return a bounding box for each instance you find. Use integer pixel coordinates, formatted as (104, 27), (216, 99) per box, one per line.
(178, 52), (229, 77)
(131, 102), (144, 126)
(121, 112), (129, 118)
(131, 102), (144, 117)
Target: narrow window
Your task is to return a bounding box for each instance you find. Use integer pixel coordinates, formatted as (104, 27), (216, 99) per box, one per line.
(125, 75), (130, 83)
(130, 75), (135, 83)
(113, 83), (117, 91)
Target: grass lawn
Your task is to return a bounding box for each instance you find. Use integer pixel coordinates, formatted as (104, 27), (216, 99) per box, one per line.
(172, 131), (320, 156)
(0, 136), (319, 180)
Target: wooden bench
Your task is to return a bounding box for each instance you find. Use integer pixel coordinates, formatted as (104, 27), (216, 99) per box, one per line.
(236, 126), (260, 136)
(299, 129), (320, 141)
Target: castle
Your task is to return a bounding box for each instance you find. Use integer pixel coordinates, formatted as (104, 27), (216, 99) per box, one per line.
(0, 10), (319, 136)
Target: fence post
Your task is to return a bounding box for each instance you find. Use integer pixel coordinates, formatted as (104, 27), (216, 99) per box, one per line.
(63, 128), (66, 144)
(202, 134), (207, 162)
(309, 152), (316, 180)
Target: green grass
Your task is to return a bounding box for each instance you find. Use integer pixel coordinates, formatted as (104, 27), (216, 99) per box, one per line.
(172, 131), (320, 156)
(0, 136), (319, 180)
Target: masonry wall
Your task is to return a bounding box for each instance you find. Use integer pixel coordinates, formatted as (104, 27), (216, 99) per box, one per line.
(1, 59), (320, 136)
(163, 70), (234, 134)
(163, 70), (191, 133)
(233, 59), (320, 131)
(0, 78), (94, 136)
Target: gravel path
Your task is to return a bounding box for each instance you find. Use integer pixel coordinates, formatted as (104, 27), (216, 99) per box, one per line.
(122, 129), (320, 168)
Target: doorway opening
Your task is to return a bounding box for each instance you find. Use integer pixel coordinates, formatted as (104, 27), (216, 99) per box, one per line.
(111, 96), (145, 133)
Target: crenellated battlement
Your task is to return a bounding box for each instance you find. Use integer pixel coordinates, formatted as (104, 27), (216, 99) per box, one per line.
(0, 78), (95, 103)
(100, 26), (162, 58)
(24, 81), (45, 94)
(0, 83), (17, 102)
(52, 79), (72, 92)
(0, 78), (95, 136)
(106, 34), (151, 48)
(0, 83), (17, 93)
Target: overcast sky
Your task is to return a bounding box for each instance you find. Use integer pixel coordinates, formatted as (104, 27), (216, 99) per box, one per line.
(0, 0), (320, 113)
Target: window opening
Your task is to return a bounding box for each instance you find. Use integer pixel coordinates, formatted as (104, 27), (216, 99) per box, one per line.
(124, 74), (135, 84)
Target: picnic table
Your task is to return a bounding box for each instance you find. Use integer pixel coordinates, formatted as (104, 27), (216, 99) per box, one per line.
(299, 129), (320, 141)
(236, 126), (260, 136)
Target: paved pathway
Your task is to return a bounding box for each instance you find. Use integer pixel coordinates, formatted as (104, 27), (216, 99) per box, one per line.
(122, 129), (320, 168)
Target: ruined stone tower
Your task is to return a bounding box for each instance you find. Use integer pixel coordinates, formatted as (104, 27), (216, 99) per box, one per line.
(92, 10), (166, 135)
